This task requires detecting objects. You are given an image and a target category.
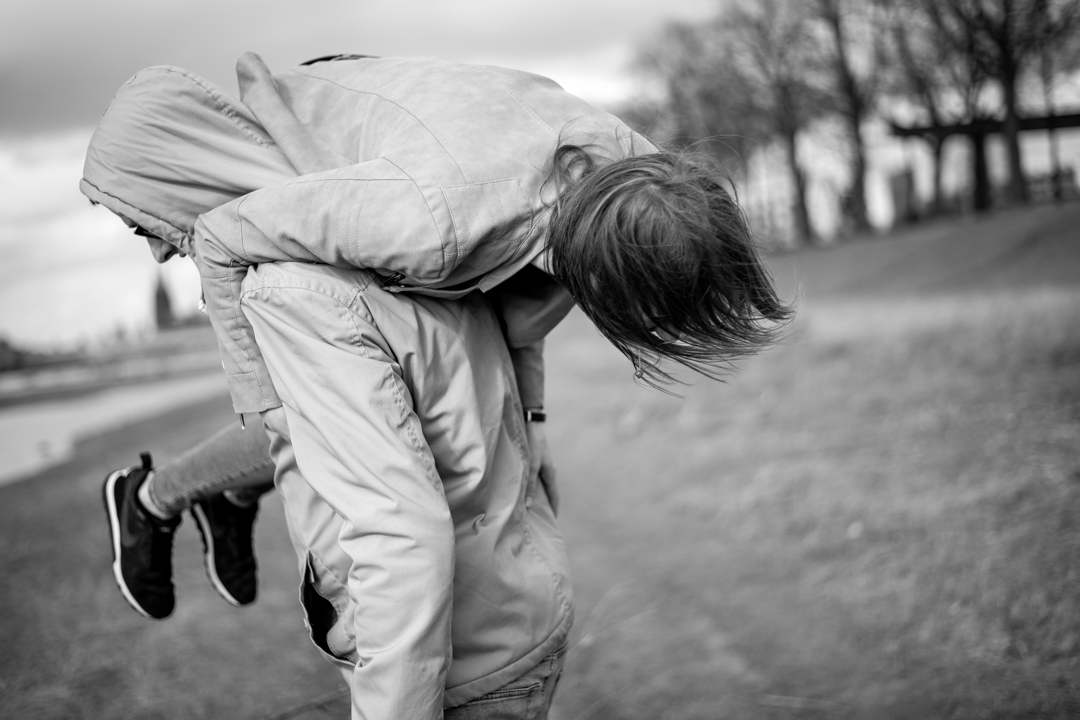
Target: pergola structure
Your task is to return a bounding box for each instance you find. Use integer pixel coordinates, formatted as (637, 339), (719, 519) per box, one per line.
(890, 113), (1080, 211)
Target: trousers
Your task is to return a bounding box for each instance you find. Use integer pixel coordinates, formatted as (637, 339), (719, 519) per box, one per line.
(148, 419), (274, 515)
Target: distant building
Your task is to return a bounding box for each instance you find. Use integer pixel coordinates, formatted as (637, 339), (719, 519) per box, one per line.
(153, 273), (174, 330)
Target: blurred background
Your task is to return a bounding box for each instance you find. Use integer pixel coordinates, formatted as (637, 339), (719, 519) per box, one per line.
(1, 0), (1079, 718)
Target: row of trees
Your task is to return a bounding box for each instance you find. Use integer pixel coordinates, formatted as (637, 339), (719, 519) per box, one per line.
(628, 0), (1080, 244)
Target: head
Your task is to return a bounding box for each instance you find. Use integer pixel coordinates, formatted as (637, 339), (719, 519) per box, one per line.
(118, 216), (185, 263)
(80, 65), (296, 263)
(546, 145), (793, 387)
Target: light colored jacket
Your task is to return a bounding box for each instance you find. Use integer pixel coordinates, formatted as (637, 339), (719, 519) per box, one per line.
(78, 63), (580, 714)
(189, 55), (653, 414)
(251, 266), (572, 716)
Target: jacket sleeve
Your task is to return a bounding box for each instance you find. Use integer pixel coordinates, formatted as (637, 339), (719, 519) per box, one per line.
(491, 265), (576, 349)
(236, 52), (352, 176)
(193, 160), (449, 413)
(490, 266), (576, 411)
(508, 341), (545, 410)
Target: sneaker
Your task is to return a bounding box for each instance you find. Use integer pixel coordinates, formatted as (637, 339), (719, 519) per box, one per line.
(102, 452), (180, 620)
(191, 494), (259, 607)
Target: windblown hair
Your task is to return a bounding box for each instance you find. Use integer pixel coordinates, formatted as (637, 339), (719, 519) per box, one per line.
(546, 143), (794, 387)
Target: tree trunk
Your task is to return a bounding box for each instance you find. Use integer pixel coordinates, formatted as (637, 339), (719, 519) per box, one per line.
(1041, 47), (1063, 202)
(930, 134), (945, 215)
(783, 132), (814, 245)
(999, 66), (1029, 204)
(847, 113), (871, 230)
(971, 131), (991, 212)
(1048, 116), (1063, 202)
(820, 0), (871, 231)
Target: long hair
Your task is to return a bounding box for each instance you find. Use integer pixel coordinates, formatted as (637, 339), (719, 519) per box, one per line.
(546, 143), (794, 387)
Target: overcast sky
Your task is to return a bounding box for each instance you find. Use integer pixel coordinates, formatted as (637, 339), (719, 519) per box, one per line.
(1, 0), (714, 136)
(0, 0), (714, 347)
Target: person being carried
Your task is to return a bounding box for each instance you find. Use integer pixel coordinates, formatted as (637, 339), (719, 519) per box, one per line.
(84, 56), (568, 622)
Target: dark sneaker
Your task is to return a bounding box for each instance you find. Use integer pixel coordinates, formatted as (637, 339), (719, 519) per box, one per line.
(102, 452), (181, 620)
(191, 494), (259, 607)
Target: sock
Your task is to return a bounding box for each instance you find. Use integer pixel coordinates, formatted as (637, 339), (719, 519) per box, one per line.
(137, 472), (177, 521)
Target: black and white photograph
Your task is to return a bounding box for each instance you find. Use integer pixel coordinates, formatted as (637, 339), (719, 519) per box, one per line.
(1, 1), (1078, 718)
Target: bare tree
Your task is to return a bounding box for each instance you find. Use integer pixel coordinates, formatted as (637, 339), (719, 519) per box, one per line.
(723, 0), (834, 243)
(1034, 0), (1080, 199)
(881, 0), (989, 211)
(634, 22), (755, 168)
(637, 0), (832, 245)
(922, 0), (1080, 204)
(811, 0), (887, 231)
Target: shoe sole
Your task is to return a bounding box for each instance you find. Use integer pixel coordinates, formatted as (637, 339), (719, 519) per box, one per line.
(102, 468), (159, 620)
(191, 502), (244, 607)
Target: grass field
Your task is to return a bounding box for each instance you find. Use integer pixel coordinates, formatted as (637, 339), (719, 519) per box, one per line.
(2, 203), (1078, 719)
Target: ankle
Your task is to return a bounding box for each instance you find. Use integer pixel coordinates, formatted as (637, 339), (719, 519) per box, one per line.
(137, 473), (177, 521)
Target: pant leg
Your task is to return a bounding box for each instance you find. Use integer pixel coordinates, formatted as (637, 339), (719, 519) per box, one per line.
(148, 420), (274, 515)
(242, 267), (455, 720)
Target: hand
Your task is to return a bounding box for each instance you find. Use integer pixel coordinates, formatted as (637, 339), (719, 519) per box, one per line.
(236, 52), (347, 176)
(525, 421), (558, 515)
(236, 52), (277, 104)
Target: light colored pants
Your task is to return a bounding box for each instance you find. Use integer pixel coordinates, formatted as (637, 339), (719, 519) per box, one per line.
(148, 419), (274, 516)
(242, 262), (573, 720)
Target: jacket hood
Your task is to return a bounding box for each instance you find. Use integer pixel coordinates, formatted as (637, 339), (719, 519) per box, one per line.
(80, 65), (296, 254)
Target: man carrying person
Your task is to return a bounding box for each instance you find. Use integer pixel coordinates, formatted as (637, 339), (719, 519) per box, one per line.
(84, 52), (791, 718)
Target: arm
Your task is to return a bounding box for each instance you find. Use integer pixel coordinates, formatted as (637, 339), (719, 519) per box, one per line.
(508, 340), (545, 413)
(493, 268), (574, 514)
(493, 265), (576, 348)
(192, 163), (448, 413)
(509, 339), (558, 514)
(236, 52), (351, 176)
(252, 291), (455, 720)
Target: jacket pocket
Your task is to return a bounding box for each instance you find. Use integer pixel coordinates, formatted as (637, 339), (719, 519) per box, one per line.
(299, 553), (356, 669)
(445, 681), (544, 720)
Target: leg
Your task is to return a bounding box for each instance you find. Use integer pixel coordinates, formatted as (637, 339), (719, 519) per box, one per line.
(103, 419), (274, 617)
(147, 420), (274, 516)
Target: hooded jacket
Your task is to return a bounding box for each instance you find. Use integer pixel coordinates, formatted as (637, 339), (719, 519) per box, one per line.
(80, 66), (296, 256)
(78, 63), (576, 712)
(184, 54), (653, 414)
(77, 59), (631, 411)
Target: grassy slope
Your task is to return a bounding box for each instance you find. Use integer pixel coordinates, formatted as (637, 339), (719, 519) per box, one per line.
(0, 400), (345, 719)
(1, 203), (1078, 719)
(546, 203), (1080, 719)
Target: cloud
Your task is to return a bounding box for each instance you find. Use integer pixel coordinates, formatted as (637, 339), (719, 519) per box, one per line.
(0, 130), (91, 227)
(0, 0), (713, 134)
(0, 132), (201, 346)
